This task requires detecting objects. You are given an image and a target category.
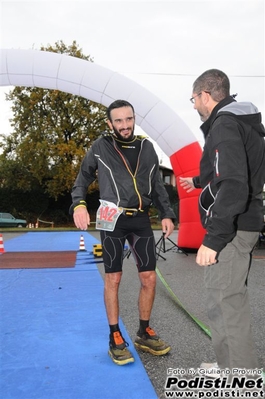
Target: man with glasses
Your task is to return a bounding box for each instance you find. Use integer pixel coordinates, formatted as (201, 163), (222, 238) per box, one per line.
(180, 69), (265, 377)
(71, 99), (175, 366)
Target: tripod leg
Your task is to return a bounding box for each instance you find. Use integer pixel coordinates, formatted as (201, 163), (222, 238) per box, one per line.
(162, 236), (166, 253)
(164, 237), (189, 256)
(155, 236), (162, 249)
(123, 249), (131, 259)
(155, 235), (166, 260)
(156, 249), (167, 261)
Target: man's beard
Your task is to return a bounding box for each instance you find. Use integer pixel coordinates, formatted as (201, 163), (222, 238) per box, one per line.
(198, 108), (210, 123)
(113, 126), (135, 142)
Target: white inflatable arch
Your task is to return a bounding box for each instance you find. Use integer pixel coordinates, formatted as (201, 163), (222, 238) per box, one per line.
(0, 49), (205, 249)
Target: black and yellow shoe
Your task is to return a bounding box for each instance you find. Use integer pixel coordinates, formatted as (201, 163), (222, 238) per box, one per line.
(134, 326), (171, 356)
(108, 331), (134, 366)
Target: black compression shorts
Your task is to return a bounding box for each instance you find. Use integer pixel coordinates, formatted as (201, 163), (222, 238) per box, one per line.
(100, 212), (156, 273)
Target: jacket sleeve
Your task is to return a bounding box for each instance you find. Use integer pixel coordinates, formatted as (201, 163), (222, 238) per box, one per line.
(149, 152), (176, 221)
(202, 117), (249, 252)
(192, 176), (201, 188)
(69, 145), (98, 214)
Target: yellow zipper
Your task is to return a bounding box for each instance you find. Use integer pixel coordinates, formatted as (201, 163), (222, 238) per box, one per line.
(113, 139), (143, 210)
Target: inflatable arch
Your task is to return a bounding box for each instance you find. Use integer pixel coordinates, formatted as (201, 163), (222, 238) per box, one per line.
(0, 48), (205, 249)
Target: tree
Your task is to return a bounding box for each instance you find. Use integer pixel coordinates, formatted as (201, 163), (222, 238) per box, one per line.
(0, 40), (108, 199)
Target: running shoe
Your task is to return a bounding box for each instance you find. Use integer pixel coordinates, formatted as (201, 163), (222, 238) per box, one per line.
(134, 326), (171, 355)
(108, 331), (134, 366)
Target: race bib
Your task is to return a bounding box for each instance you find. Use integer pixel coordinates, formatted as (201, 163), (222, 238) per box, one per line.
(96, 200), (123, 231)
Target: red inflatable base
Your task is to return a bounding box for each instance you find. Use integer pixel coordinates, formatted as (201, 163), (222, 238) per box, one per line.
(170, 142), (206, 250)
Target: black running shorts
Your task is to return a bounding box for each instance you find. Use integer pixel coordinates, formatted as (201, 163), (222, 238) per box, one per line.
(100, 212), (156, 273)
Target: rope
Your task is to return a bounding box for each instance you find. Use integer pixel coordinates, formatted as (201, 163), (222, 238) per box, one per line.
(156, 266), (211, 337)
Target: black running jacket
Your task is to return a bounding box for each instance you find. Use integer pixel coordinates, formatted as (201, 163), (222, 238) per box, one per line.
(71, 134), (176, 221)
(193, 96), (265, 253)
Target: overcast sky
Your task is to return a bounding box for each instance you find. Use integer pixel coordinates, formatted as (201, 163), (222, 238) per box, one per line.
(0, 0), (264, 164)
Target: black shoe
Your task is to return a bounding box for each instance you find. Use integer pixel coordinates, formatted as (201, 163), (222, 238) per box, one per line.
(135, 327), (171, 356)
(108, 331), (134, 366)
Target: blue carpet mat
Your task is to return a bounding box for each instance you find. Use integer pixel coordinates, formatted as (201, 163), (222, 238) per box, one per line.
(3, 231), (98, 252)
(0, 232), (157, 399)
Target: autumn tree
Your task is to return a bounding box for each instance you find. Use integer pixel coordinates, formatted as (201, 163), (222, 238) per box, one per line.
(0, 40), (108, 200)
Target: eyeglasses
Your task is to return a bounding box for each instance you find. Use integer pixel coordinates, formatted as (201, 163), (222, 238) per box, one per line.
(190, 92), (202, 104)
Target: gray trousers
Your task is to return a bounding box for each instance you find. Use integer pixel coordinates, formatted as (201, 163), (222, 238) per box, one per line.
(204, 230), (260, 370)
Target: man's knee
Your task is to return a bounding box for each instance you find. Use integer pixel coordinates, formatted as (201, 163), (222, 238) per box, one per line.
(105, 272), (122, 288)
(139, 270), (156, 288)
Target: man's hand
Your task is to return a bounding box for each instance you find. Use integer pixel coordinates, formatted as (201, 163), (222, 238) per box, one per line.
(73, 206), (90, 230)
(161, 218), (175, 239)
(196, 244), (218, 266)
(179, 177), (195, 193)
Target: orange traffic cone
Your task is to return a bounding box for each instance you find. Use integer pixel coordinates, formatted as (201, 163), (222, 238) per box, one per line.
(79, 235), (86, 251)
(0, 234), (5, 254)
